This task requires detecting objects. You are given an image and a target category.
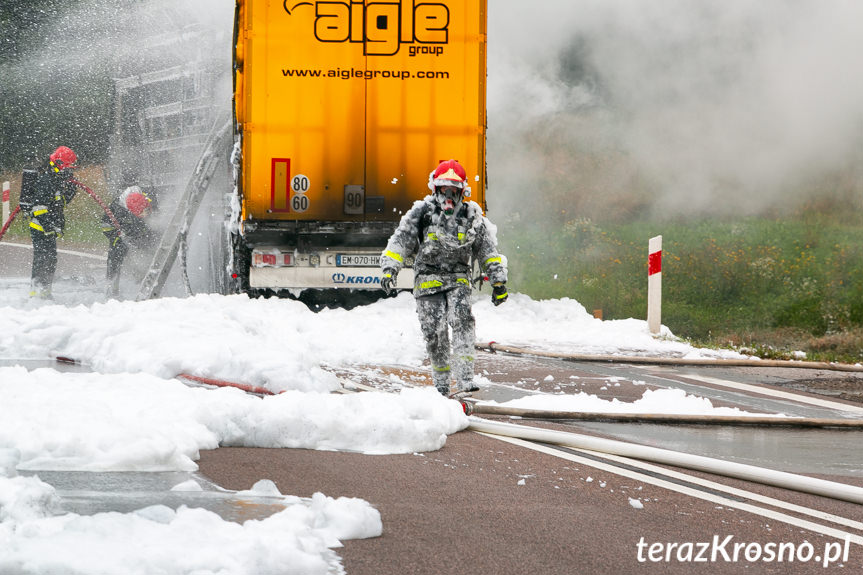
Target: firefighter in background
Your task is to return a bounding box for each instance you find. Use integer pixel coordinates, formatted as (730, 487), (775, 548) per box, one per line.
(102, 186), (156, 298)
(380, 159), (508, 397)
(18, 146), (79, 298)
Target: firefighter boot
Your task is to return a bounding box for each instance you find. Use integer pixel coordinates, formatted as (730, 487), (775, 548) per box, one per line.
(29, 279), (52, 300)
(432, 366), (451, 396)
(453, 354), (479, 394)
(106, 274), (120, 299)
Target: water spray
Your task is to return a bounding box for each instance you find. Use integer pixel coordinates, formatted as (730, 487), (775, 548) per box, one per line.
(69, 179), (122, 233)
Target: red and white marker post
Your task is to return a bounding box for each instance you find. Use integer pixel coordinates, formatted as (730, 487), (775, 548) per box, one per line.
(647, 235), (662, 335)
(2, 181), (9, 227)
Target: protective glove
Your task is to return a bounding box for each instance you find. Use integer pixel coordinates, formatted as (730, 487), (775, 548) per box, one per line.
(380, 269), (397, 295)
(492, 282), (508, 306)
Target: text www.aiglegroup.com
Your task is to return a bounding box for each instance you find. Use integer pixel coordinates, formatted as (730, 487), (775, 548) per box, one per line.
(281, 67), (450, 80)
(636, 535), (852, 567)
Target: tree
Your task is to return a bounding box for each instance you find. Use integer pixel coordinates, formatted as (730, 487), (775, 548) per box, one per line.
(0, 0), (75, 61)
(0, 0), (148, 171)
(1, 0), (229, 173)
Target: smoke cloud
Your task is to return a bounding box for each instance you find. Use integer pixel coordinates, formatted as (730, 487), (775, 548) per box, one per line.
(8, 0), (862, 222)
(0, 0), (233, 170)
(488, 0), (863, 219)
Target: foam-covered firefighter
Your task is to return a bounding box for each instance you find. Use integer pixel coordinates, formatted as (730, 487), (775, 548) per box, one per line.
(102, 186), (156, 298)
(379, 159), (509, 397)
(17, 146), (79, 298)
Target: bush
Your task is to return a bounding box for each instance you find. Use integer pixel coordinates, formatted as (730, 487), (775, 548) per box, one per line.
(499, 210), (863, 347)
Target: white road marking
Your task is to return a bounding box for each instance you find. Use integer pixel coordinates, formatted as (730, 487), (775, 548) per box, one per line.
(336, 377), (379, 393)
(484, 433), (863, 546)
(317, 371), (863, 544)
(594, 450), (863, 532)
(1, 241), (107, 261)
(672, 372), (863, 416)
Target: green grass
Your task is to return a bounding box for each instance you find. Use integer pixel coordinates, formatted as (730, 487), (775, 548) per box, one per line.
(499, 209), (863, 364)
(1, 167), (110, 248)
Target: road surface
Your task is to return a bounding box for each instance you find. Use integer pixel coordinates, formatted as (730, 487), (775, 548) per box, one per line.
(198, 353), (863, 574)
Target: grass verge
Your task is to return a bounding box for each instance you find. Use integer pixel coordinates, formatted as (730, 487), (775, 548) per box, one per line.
(500, 209), (863, 364)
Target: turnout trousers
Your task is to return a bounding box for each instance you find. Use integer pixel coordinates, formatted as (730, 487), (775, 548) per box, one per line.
(103, 229), (128, 297)
(415, 286), (476, 395)
(104, 230), (129, 281)
(29, 227), (57, 295)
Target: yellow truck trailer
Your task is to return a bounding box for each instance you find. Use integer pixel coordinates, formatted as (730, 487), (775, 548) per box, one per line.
(231, 0), (488, 305)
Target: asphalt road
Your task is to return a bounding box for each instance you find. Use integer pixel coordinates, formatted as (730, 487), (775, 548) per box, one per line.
(0, 240), (106, 297)
(0, 239), (105, 272)
(199, 425), (862, 574)
(199, 356), (863, 574)
(0, 236), (182, 300)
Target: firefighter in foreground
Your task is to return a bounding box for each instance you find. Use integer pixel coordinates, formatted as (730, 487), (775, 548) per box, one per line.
(102, 186), (156, 298)
(18, 146), (79, 298)
(380, 159), (508, 397)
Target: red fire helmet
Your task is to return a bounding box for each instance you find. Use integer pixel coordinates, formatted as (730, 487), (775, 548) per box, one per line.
(427, 159), (472, 197)
(49, 146), (78, 171)
(431, 159), (467, 188)
(126, 191), (151, 217)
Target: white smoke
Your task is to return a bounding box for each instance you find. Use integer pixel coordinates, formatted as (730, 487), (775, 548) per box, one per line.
(488, 0), (863, 218)
(5, 0), (235, 296)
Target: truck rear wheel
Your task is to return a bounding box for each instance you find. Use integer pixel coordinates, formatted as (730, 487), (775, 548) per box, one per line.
(229, 233), (251, 294)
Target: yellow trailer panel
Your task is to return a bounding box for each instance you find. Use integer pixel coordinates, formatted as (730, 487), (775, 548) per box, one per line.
(235, 0), (487, 222)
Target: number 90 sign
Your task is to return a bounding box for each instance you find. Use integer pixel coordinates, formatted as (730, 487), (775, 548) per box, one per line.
(291, 174), (310, 213)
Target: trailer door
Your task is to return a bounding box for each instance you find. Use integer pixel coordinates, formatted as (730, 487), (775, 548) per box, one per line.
(238, 0), (366, 222)
(364, 0), (487, 220)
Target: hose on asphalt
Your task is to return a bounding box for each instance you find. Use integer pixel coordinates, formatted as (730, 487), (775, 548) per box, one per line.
(476, 341), (863, 372)
(468, 416), (863, 505)
(462, 401), (863, 428)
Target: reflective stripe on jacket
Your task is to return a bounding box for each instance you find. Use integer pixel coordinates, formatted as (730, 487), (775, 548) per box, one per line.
(381, 195), (507, 298)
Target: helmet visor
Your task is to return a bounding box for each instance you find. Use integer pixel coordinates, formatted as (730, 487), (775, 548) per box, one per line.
(437, 185), (463, 201)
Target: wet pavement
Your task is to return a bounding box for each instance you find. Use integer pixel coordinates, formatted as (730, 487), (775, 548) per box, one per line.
(0, 359), (92, 372)
(470, 354), (863, 478)
(20, 470), (288, 521)
(4, 352), (862, 529)
(2, 358), (289, 523)
(569, 422), (863, 477)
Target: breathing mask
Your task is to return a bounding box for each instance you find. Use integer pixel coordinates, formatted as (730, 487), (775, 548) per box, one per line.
(436, 185), (463, 216)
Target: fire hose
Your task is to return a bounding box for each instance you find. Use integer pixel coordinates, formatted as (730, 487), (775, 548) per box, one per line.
(0, 180), (121, 243)
(0, 206), (21, 242)
(468, 417), (863, 505)
(70, 179), (122, 233)
(461, 401), (863, 428)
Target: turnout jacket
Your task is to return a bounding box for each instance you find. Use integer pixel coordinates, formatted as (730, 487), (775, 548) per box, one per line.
(101, 194), (155, 249)
(380, 195), (507, 297)
(19, 164), (77, 236)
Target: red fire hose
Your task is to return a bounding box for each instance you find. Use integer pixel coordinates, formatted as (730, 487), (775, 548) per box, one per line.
(70, 179), (122, 232)
(0, 179), (122, 243)
(0, 205), (21, 242)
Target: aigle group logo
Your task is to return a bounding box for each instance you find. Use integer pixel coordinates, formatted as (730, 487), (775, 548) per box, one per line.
(283, 0), (451, 56)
